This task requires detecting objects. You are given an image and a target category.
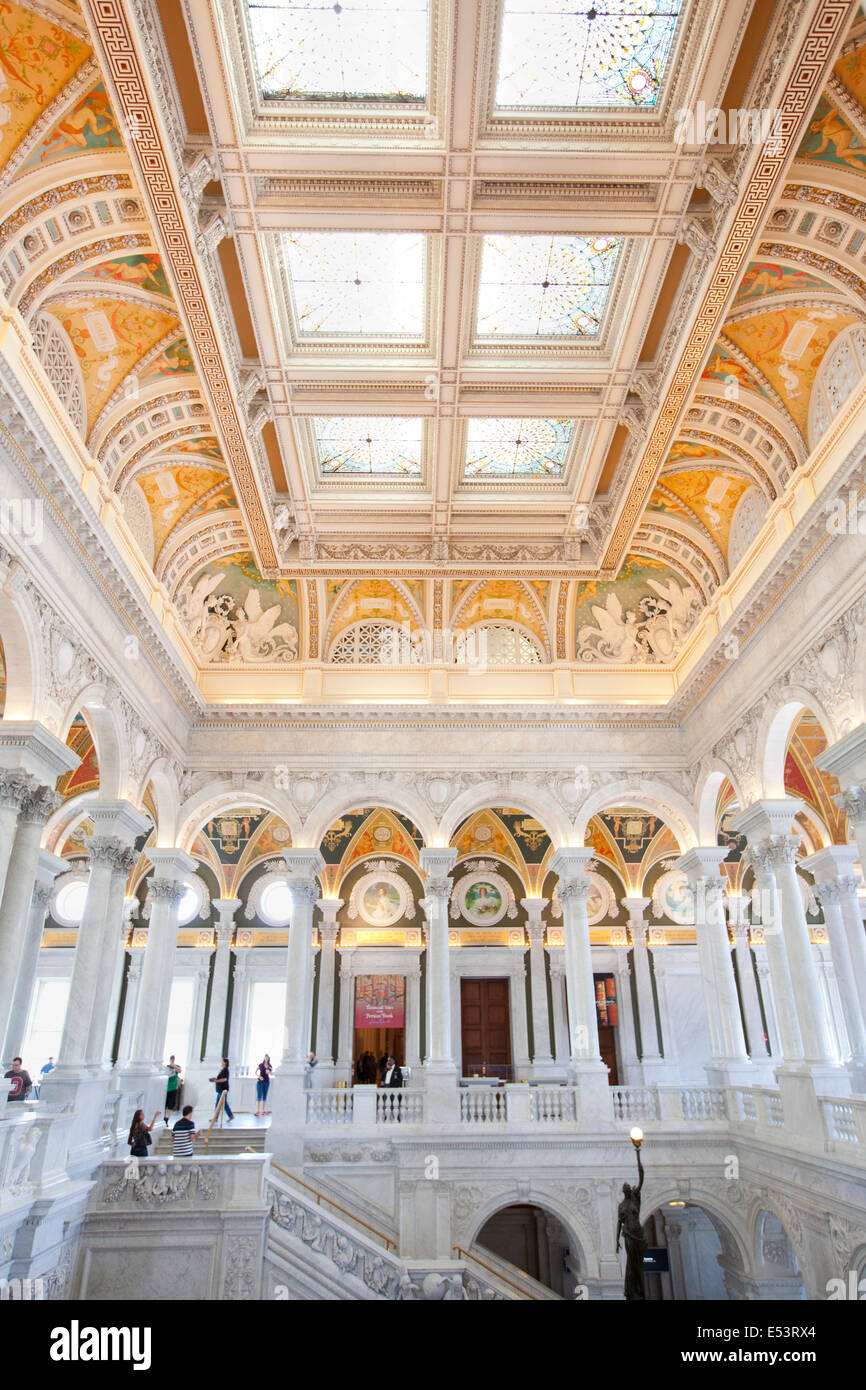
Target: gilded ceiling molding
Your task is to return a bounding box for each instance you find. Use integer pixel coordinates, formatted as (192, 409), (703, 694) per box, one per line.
(689, 394), (802, 483)
(714, 333), (792, 421)
(449, 578), (551, 659)
(631, 528), (724, 598)
(112, 421), (222, 493)
(159, 520), (249, 600)
(601, 0), (855, 570)
(0, 173), (134, 252)
(756, 238), (866, 304)
(672, 429), (789, 499)
(97, 389), (209, 470)
(83, 0), (279, 572)
(16, 233), (152, 318)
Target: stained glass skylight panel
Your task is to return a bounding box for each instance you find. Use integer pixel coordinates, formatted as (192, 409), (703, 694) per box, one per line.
(464, 418), (574, 478)
(282, 232), (425, 339)
(248, 0), (429, 102)
(495, 0), (682, 109)
(313, 416), (424, 474)
(476, 235), (620, 339)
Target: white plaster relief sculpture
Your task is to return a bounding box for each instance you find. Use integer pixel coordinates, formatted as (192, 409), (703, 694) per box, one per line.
(577, 576), (702, 665)
(179, 574), (298, 663)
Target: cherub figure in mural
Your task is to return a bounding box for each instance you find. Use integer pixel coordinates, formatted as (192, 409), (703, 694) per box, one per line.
(38, 88), (118, 162)
(808, 103), (866, 165)
(229, 588), (299, 663)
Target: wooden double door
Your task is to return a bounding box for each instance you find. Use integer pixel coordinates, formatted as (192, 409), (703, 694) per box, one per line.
(460, 978), (512, 1079)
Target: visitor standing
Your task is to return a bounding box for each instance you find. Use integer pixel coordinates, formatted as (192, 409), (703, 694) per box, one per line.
(255, 1054), (273, 1117)
(172, 1105), (200, 1156)
(4, 1058), (32, 1103)
(127, 1109), (153, 1158)
(209, 1058), (234, 1121)
(164, 1055), (182, 1124)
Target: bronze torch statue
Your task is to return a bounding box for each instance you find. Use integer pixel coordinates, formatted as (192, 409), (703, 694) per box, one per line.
(615, 1127), (647, 1301)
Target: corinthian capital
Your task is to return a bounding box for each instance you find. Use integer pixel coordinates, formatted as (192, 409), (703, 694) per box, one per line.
(287, 877), (320, 907)
(86, 836), (137, 873)
(558, 878), (592, 902)
(835, 785), (866, 824)
(0, 769), (34, 811)
(148, 878), (184, 907)
(815, 880), (842, 908)
(424, 877), (453, 900)
(759, 833), (800, 869)
(19, 785), (61, 826)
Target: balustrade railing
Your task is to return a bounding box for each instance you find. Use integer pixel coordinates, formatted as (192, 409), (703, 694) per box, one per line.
(610, 1087), (660, 1123)
(677, 1087), (728, 1121)
(376, 1089), (425, 1124)
(307, 1089), (354, 1125)
(460, 1087), (507, 1124)
(731, 1086), (784, 1130)
(529, 1086), (578, 1123)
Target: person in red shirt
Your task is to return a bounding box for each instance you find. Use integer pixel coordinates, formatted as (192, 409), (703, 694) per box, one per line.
(5, 1058), (32, 1102)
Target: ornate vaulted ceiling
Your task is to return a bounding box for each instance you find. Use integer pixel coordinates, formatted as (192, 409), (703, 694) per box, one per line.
(1, 0), (865, 699)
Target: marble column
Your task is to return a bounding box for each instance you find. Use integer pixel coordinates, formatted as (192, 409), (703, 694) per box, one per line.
(522, 896), (554, 1071)
(335, 950), (354, 1082)
(0, 722), (79, 900)
(116, 948), (143, 1067)
(203, 899), (240, 1069)
(612, 945), (642, 1084)
(280, 849), (325, 1070)
(101, 895), (138, 1064)
(0, 784), (61, 1051)
(1, 849), (65, 1063)
(726, 897), (770, 1062)
(405, 957), (422, 1071)
(314, 899), (341, 1068)
(550, 850), (608, 1116)
(743, 841), (803, 1064)
(677, 848), (751, 1084)
(124, 849), (196, 1074)
(835, 784), (866, 895)
(549, 959), (570, 1066)
(621, 897), (665, 1079)
(0, 770), (35, 901)
(419, 849), (457, 1072)
(54, 804), (147, 1070)
(803, 848), (866, 1090)
(803, 843), (866, 1026)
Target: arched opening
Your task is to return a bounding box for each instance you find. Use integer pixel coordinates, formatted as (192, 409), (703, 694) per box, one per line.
(642, 1202), (732, 1301)
(475, 1203), (577, 1296)
(753, 1209), (806, 1300)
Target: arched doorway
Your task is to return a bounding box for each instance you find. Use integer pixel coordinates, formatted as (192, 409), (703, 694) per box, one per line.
(642, 1202), (731, 1300)
(475, 1203), (576, 1296)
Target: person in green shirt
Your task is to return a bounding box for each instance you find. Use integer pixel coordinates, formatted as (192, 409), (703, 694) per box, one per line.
(164, 1055), (182, 1125)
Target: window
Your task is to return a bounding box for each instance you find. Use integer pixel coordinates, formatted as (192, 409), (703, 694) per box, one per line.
(52, 878), (89, 927)
(245, 982), (286, 1071)
(162, 978), (195, 1068)
(281, 232), (426, 340)
(330, 621), (423, 664)
(312, 416), (423, 476)
(464, 417), (574, 478)
(454, 623), (545, 665)
(24, 979), (70, 1068)
(248, 0), (429, 103)
(475, 235), (620, 340)
(259, 879), (293, 926)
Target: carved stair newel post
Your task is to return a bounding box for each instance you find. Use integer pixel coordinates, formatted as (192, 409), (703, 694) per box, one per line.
(550, 849), (610, 1120)
(270, 849), (324, 1160)
(676, 848), (752, 1085)
(419, 848), (458, 1123)
(0, 784), (61, 1053)
(203, 899), (241, 1071)
(621, 896), (665, 1081)
(1, 850), (65, 1064)
(314, 899), (342, 1081)
(521, 897), (555, 1072)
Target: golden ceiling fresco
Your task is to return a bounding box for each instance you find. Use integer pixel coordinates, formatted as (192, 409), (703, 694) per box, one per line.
(2, 1), (866, 675)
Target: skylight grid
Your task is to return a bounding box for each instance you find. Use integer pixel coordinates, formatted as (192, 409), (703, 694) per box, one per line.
(313, 416), (424, 474)
(282, 232), (426, 340)
(248, 0), (429, 102)
(476, 235), (620, 339)
(464, 417), (574, 477)
(495, 0), (682, 109)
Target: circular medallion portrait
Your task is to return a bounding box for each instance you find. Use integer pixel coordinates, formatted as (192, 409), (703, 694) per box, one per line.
(456, 870), (514, 926)
(652, 870), (694, 925)
(465, 880), (502, 919)
(360, 879), (403, 926)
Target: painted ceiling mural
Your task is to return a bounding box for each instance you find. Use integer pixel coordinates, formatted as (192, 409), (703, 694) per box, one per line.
(2, 2), (866, 674)
(192, 807), (292, 896)
(318, 807), (425, 897)
(55, 711), (99, 802)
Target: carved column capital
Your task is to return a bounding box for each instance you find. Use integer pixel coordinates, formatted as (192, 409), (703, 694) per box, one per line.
(148, 877), (184, 907)
(0, 769), (34, 811)
(19, 785), (61, 826)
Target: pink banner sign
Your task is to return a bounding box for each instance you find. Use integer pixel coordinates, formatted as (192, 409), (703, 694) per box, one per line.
(354, 975), (405, 1028)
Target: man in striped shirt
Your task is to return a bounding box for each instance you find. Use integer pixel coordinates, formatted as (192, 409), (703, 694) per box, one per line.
(172, 1105), (200, 1157)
